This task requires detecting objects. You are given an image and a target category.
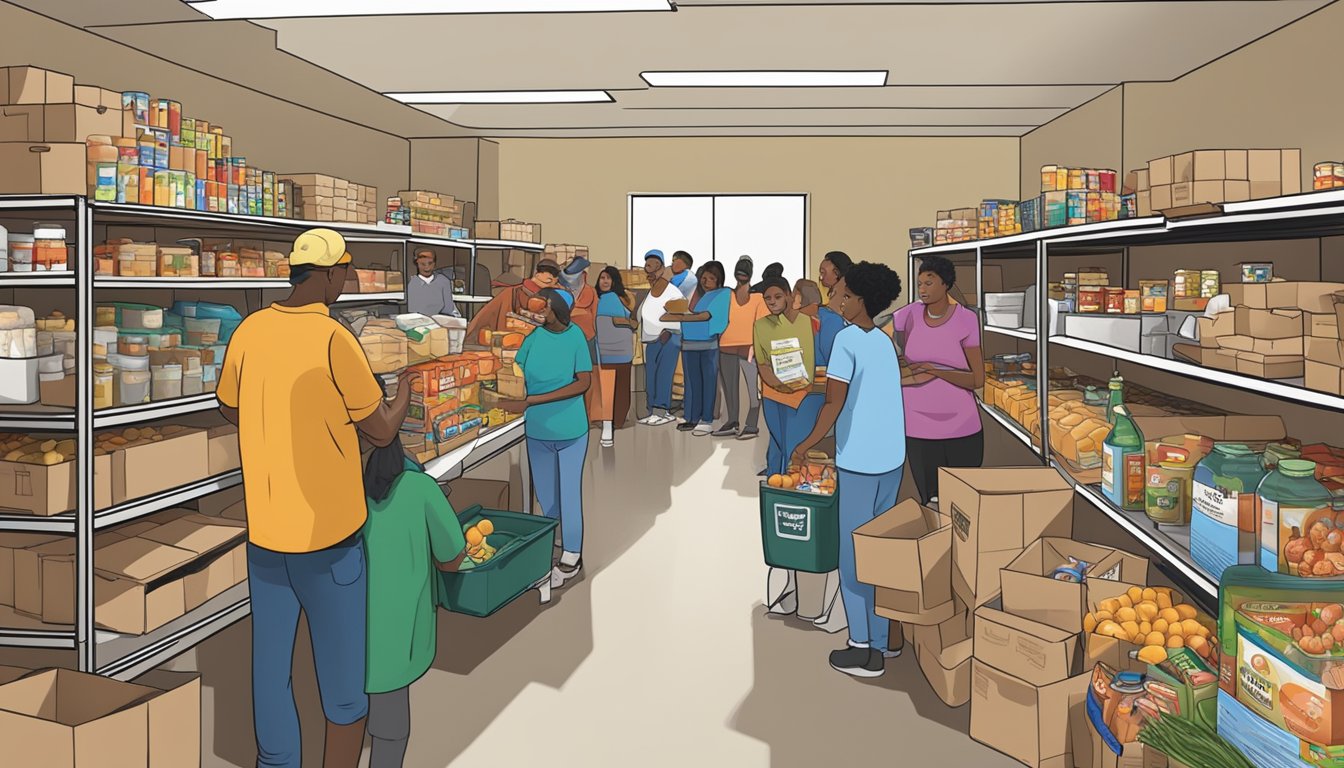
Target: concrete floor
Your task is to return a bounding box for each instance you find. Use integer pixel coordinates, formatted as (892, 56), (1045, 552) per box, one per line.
(182, 423), (1022, 768)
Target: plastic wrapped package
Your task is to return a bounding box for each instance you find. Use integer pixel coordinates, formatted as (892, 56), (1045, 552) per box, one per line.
(0, 306), (37, 359)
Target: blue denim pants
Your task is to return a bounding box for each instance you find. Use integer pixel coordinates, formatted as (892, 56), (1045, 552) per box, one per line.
(248, 535), (368, 768)
(528, 435), (588, 556)
(644, 334), (681, 412)
(763, 393), (825, 476)
(837, 467), (903, 651)
(681, 348), (719, 425)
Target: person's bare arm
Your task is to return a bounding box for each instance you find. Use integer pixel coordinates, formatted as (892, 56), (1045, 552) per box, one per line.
(662, 311), (710, 322)
(913, 346), (984, 391)
(790, 378), (849, 468)
(436, 550), (469, 572)
(355, 371), (416, 447)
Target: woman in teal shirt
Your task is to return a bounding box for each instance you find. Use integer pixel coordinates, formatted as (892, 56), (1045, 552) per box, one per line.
(669, 261), (730, 436)
(362, 432), (468, 768)
(501, 287), (593, 588)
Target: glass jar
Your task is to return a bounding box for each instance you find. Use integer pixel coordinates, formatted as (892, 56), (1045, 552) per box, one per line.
(8, 235), (33, 273)
(151, 363), (182, 401)
(1191, 444), (1269, 581)
(120, 335), (149, 357)
(33, 226), (67, 272)
(1259, 459), (1340, 577)
(93, 363), (115, 409)
(118, 368), (150, 406)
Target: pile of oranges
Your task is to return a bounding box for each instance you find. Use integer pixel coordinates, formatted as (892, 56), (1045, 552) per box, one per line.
(765, 468), (837, 495)
(766, 473), (801, 489)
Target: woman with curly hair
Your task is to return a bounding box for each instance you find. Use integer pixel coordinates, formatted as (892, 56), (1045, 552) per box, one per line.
(890, 254), (985, 506)
(792, 260), (906, 679)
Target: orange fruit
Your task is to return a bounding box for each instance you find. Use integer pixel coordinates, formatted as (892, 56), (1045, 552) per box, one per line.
(478, 519), (494, 536)
(465, 527), (484, 546)
(767, 475), (784, 488)
(781, 475), (796, 489)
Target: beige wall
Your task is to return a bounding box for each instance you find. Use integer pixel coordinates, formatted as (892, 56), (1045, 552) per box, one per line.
(1122, 1), (1344, 188)
(0, 2), (413, 199)
(410, 138), (486, 210)
(1019, 87), (1124, 199)
(495, 136), (1019, 294)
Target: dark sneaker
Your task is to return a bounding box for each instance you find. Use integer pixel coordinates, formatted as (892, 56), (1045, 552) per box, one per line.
(829, 647), (884, 678)
(711, 422), (740, 438)
(677, 422), (697, 432)
(737, 426), (759, 441)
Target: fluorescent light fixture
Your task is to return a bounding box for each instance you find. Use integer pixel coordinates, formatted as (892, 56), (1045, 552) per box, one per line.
(641, 71), (888, 88)
(386, 90), (615, 104)
(186, 0), (673, 19)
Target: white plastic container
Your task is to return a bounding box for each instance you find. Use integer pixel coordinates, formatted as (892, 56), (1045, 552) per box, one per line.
(0, 223), (8, 272)
(151, 363), (183, 401)
(37, 354), (63, 374)
(7, 235), (33, 273)
(0, 305), (37, 359)
(435, 314), (468, 355)
(0, 357), (39, 404)
(93, 326), (119, 358)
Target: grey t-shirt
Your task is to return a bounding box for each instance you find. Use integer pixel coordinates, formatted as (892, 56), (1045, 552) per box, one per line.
(408, 272), (460, 317)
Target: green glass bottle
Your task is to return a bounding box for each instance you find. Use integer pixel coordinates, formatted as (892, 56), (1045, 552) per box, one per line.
(1107, 374), (1124, 425)
(1103, 404), (1146, 511)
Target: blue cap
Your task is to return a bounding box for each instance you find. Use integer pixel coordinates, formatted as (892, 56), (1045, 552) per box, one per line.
(563, 256), (591, 276)
(645, 249), (664, 262)
(555, 288), (575, 309)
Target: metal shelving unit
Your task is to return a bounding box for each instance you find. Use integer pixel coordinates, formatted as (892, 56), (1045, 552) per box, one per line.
(0, 194), (534, 675)
(911, 187), (1344, 608)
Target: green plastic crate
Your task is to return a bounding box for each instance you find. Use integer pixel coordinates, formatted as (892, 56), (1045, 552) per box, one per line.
(437, 506), (558, 617)
(759, 484), (839, 573)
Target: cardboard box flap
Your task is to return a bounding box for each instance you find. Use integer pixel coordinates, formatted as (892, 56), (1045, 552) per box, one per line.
(976, 603), (1076, 644)
(138, 514), (245, 556)
(941, 466), (1073, 494)
(94, 538), (196, 583)
(0, 669), (152, 726)
(856, 499), (944, 540)
(1132, 415), (1286, 443)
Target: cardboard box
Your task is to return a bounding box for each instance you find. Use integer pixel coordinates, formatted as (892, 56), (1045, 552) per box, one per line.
(943, 468), (1074, 610)
(475, 220), (501, 240)
(1000, 538), (1150, 633)
(1307, 360), (1344, 396)
(1136, 190), (1151, 218)
(0, 456), (74, 516)
(196, 485), (247, 522)
(1071, 711), (1169, 768)
(444, 477), (510, 512)
(139, 513), (246, 610)
(1170, 182), (1193, 208)
(1149, 185), (1172, 212)
(38, 373), (74, 408)
(1185, 150), (1226, 181)
(1235, 351), (1304, 380)
(0, 66), (75, 105)
(1225, 149), (1249, 181)
(1233, 306), (1303, 339)
(1283, 148), (1303, 194)
(206, 425), (240, 477)
(34, 528), (154, 623)
(0, 104), (125, 144)
(0, 667), (199, 768)
(1309, 312), (1339, 339)
(0, 533), (61, 606)
(1197, 311), (1234, 348)
(110, 428), (209, 506)
(1132, 414), (1285, 446)
(854, 499), (952, 617)
(0, 142), (86, 195)
(1219, 334), (1303, 356)
(1226, 282), (1344, 313)
(1248, 149), (1284, 182)
(1250, 180), (1282, 200)
(973, 604), (1083, 687)
(970, 659), (1089, 768)
(911, 608), (974, 706)
(1148, 156), (1174, 187)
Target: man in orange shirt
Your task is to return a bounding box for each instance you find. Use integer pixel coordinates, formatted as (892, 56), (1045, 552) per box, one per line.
(713, 256), (768, 439)
(218, 228), (414, 768)
(466, 259), (562, 340)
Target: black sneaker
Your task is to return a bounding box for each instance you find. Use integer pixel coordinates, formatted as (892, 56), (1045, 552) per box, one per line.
(737, 426), (759, 441)
(710, 422), (740, 438)
(677, 422), (696, 432)
(757, 468), (769, 477)
(829, 647), (884, 678)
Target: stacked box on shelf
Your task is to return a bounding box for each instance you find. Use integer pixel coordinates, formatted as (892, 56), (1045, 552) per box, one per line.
(1037, 165), (1123, 227)
(934, 208), (977, 245)
(1315, 161), (1344, 191)
(282, 173), (377, 224)
(477, 219), (542, 244)
(908, 227), (933, 249)
(390, 190), (469, 238)
(543, 244), (589, 266)
(978, 200), (1019, 239)
(1147, 148), (1301, 211)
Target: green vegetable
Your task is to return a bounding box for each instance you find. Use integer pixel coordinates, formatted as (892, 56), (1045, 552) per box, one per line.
(1137, 714), (1254, 768)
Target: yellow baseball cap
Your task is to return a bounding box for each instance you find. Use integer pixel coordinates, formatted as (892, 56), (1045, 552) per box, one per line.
(289, 228), (352, 267)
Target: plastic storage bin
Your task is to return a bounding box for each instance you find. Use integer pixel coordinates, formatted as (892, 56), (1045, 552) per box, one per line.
(437, 506), (558, 618)
(171, 301), (243, 344)
(759, 484), (840, 573)
(0, 357), (39, 404)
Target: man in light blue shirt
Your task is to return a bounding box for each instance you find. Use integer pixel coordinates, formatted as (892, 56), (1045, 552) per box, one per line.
(792, 260), (905, 680)
(670, 250), (698, 299)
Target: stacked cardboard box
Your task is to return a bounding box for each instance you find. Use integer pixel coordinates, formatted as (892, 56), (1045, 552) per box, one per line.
(282, 173), (377, 223)
(1305, 289), (1344, 395)
(0, 67), (123, 195)
(1315, 161), (1344, 191)
(477, 219), (542, 244)
(1146, 148), (1301, 211)
(934, 207), (977, 245)
(387, 190), (469, 238)
(543, 243), (590, 267)
(978, 199), (1020, 239)
(1179, 281), (1344, 384)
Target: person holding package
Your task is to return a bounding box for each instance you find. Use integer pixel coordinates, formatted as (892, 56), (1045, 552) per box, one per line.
(465, 258), (562, 340)
(890, 254), (984, 506)
(669, 250), (698, 299)
(594, 266), (636, 446)
(713, 256), (767, 440)
(217, 228), (415, 768)
(668, 261), (730, 436)
(500, 287), (592, 588)
(755, 277), (821, 477)
(406, 248), (461, 318)
(361, 424), (468, 768)
(638, 265), (683, 426)
(792, 261), (907, 679)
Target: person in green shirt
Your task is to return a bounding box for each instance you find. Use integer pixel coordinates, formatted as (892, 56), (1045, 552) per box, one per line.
(361, 432), (468, 768)
(754, 276), (821, 477)
(500, 287), (593, 589)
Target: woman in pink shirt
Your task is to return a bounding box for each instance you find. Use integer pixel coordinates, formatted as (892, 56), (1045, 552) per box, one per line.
(891, 255), (985, 505)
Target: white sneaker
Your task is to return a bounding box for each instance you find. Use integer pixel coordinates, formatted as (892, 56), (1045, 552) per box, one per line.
(550, 559), (583, 589)
(638, 414), (660, 425)
(600, 422), (614, 447)
(653, 414), (676, 426)
(692, 422), (713, 436)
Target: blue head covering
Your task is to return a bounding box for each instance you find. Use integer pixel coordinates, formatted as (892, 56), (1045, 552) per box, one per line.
(554, 288), (575, 309)
(645, 249), (665, 263)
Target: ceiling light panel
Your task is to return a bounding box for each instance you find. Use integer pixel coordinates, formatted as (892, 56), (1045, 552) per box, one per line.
(641, 71), (889, 88)
(386, 90), (615, 104)
(186, 0), (672, 20)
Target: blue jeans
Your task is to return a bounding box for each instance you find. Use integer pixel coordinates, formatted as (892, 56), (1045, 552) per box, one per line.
(248, 536), (368, 768)
(528, 436), (587, 555)
(763, 393), (825, 476)
(838, 467), (903, 651)
(682, 348), (719, 425)
(645, 334), (681, 412)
